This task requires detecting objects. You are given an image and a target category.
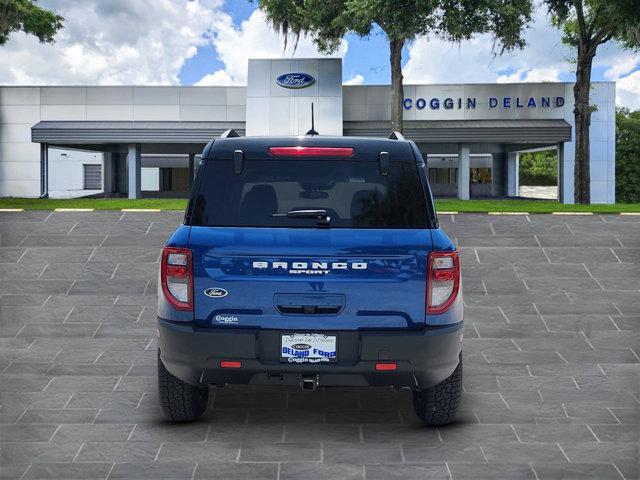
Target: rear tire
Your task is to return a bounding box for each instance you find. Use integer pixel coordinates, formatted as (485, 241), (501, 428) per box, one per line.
(412, 354), (462, 425)
(158, 349), (209, 422)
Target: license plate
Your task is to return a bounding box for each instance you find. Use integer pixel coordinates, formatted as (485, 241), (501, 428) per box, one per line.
(281, 333), (337, 363)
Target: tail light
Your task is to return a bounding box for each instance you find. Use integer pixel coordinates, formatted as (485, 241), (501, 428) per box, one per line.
(375, 362), (397, 371)
(161, 247), (193, 311)
(220, 360), (242, 369)
(427, 251), (460, 314)
(268, 146), (354, 157)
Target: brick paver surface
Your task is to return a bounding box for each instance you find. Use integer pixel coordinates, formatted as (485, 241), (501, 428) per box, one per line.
(0, 211), (638, 479)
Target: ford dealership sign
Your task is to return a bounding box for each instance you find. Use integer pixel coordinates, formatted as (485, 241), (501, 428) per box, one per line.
(403, 95), (565, 111)
(276, 73), (315, 89)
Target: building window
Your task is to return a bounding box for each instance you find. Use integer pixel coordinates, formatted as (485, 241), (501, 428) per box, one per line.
(83, 164), (102, 190)
(428, 168), (457, 185)
(160, 168), (190, 192)
(470, 168), (492, 184)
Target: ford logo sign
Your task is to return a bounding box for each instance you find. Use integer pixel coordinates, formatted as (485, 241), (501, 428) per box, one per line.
(276, 72), (315, 89)
(204, 288), (228, 298)
(292, 343), (311, 350)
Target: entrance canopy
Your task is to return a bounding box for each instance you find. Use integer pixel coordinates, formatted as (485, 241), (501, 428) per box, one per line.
(32, 121), (246, 145)
(30, 118), (572, 202)
(344, 119), (572, 144)
(33, 119), (571, 145)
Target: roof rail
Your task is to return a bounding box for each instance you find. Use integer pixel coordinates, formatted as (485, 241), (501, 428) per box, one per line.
(220, 129), (240, 138)
(388, 131), (405, 140)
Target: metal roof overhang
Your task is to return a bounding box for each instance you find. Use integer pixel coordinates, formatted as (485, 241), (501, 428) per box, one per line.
(32, 119), (571, 145)
(344, 119), (572, 144)
(31, 121), (246, 144)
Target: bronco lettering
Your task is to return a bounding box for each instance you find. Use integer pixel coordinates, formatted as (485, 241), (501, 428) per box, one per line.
(252, 260), (367, 273)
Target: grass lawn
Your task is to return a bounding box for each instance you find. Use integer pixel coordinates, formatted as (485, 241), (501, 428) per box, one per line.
(434, 199), (640, 214)
(1, 197), (640, 214)
(0, 198), (189, 211)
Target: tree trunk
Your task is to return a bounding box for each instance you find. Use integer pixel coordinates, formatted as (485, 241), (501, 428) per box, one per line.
(573, 45), (596, 204)
(390, 37), (404, 133)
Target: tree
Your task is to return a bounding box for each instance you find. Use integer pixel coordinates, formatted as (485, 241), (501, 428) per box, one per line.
(615, 107), (640, 203)
(258, 0), (532, 132)
(519, 150), (558, 186)
(544, 0), (640, 204)
(0, 0), (64, 46)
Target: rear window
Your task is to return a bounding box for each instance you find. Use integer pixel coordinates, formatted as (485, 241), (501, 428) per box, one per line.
(191, 159), (429, 228)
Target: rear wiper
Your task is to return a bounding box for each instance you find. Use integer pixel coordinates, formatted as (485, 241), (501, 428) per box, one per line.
(273, 209), (327, 219)
(273, 209), (331, 226)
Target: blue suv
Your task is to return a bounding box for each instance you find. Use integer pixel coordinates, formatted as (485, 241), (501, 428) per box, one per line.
(157, 133), (463, 425)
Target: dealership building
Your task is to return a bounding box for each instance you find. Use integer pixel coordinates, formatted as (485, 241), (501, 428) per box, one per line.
(0, 58), (616, 203)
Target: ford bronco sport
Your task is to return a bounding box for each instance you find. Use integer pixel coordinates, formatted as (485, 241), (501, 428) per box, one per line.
(157, 132), (463, 425)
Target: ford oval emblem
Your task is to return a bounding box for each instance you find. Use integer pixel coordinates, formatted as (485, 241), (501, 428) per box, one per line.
(292, 343), (311, 350)
(275, 72), (315, 89)
(204, 287), (228, 298)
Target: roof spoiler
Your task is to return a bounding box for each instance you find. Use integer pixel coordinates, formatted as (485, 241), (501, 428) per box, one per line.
(220, 128), (240, 138)
(388, 131), (405, 140)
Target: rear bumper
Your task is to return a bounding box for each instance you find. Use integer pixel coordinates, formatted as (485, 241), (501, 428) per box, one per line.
(158, 318), (463, 389)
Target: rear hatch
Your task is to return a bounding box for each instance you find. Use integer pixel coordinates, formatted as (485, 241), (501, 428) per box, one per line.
(188, 140), (434, 331)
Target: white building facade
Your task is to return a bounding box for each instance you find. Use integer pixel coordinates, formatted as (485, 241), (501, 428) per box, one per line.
(0, 58), (616, 203)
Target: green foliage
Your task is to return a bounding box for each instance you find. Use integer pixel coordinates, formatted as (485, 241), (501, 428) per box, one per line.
(545, 0), (640, 51)
(0, 0), (64, 45)
(519, 150), (558, 186)
(259, 0), (532, 52)
(616, 108), (640, 203)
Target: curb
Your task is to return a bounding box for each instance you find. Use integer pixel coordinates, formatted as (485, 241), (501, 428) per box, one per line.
(54, 208), (94, 212)
(438, 211), (459, 215)
(121, 209), (162, 212)
(488, 212), (529, 216)
(552, 212), (593, 216)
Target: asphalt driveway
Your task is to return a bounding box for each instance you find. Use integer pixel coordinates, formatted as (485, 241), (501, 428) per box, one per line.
(0, 211), (638, 479)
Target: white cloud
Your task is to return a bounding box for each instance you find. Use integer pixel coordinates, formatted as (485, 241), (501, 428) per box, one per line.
(195, 70), (237, 86)
(600, 52), (640, 109)
(403, 8), (572, 85)
(0, 2), (349, 88)
(497, 67), (561, 83)
(196, 9), (348, 86)
(616, 70), (640, 110)
(520, 67), (561, 83)
(604, 54), (639, 81)
(343, 74), (364, 85)
(0, 0), (226, 85)
(402, 6), (639, 108)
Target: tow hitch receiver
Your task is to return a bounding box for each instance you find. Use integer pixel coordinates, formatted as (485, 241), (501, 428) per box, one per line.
(300, 374), (318, 391)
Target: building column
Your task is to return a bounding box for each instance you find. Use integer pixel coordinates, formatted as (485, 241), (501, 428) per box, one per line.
(40, 143), (49, 198)
(103, 152), (114, 196)
(491, 152), (507, 197)
(188, 153), (195, 184)
(457, 143), (470, 200)
(557, 142), (565, 203)
(507, 151), (519, 197)
(127, 143), (141, 199)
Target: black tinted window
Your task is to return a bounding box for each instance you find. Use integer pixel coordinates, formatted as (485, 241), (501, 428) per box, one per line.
(191, 159), (428, 228)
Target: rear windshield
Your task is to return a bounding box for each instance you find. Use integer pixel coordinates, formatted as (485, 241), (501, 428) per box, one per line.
(191, 159), (429, 228)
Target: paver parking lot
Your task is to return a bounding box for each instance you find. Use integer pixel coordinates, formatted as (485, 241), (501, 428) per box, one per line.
(0, 210), (638, 479)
